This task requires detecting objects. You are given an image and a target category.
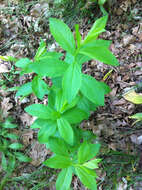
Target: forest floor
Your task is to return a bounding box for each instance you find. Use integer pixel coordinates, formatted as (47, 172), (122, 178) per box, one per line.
(0, 0), (142, 189)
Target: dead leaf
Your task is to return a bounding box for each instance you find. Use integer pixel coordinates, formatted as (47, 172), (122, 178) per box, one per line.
(0, 64), (9, 73)
(20, 113), (36, 126)
(123, 89), (142, 104)
(1, 97), (13, 117)
(29, 140), (49, 166)
(21, 130), (34, 146)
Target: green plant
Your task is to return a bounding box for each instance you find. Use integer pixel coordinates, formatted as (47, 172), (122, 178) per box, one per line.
(0, 116), (31, 190)
(1, 15), (119, 189)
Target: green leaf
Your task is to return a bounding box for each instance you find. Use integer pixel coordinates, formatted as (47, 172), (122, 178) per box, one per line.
(76, 53), (91, 65)
(83, 159), (101, 169)
(76, 165), (97, 177)
(0, 55), (17, 62)
(29, 58), (68, 77)
(62, 107), (88, 124)
(55, 89), (67, 112)
(48, 137), (69, 156)
(62, 63), (82, 103)
(75, 24), (82, 48)
(14, 152), (32, 162)
(15, 58), (31, 68)
(99, 81), (111, 94)
(56, 167), (73, 190)
(77, 95), (96, 114)
(34, 39), (47, 61)
(9, 143), (23, 150)
(25, 104), (54, 119)
(64, 53), (75, 64)
(75, 166), (97, 190)
(7, 156), (15, 173)
(83, 16), (108, 44)
(16, 82), (32, 97)
(32, 76), (49, 100)
(2, 153), (7, 171)
(44, 155), (72, 169)
(3, 120), (17, 129)
(38, 121), (57, 143)
(57, 117), (74, 145)
(30, 118), (50, 129)
(80, 40), (119, 66)
(49, 18), (76, 54)
(80, 74), (105, 106)
(130, 113), (142, 120)
(78, 142), (100, 164)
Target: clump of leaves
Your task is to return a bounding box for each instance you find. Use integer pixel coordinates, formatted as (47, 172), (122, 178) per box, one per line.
(0, 115), (31, 189)
(1, 15), (119, 189)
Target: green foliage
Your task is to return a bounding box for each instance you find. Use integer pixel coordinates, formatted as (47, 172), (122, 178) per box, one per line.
(0, 117), (32, 172)
(0, 116), (32, 189)
(2, 15), (118, 189)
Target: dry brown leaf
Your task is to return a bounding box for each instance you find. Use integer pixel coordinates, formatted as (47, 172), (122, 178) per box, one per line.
(0, 64), (9, 73)
(1, 97), (13, 117)
(29, 140), (49, 166)
(20, 113), (36, 127)
(21, 130), (34, 146)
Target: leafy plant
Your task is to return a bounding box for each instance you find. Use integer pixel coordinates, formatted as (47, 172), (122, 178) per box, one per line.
(0, 116), (31, 190)
(1, 15), (119, 189)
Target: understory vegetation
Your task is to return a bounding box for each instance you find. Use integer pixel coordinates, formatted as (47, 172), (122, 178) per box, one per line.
(0, 0), (142, 189)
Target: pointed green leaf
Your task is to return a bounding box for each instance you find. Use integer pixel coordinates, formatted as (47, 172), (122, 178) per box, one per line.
(75, 166), (97, 190)
(49, 18), (76, 54)
(5, 133), (19, 140)
(130, 113), (142, 120)
(32, 76), (49, 100)
(80, 40), (119, 66)
(62, 107), (88, 124)
(7, 156), (15, 173)
(83, 16), (108, 44)
(62, 63), (82, 103)
(75, 24), (82, 48)
(29, 58), (68, 77)
(48, 137), (69, 156)
(80, 74), (105, 106)
(16, 82), (32, 97)
(38, 121), (57, 143)
(57, 117), (74, 145)
(34, 39), (47, 61)
(9, 143), (23, 150)
(78, 142), (100, 164)
(14, 152), (32, 162)
(2, 153), (7, 171)
(15, 58), (31, 68)
(56, 167), (73, 190)
(83, 159), (101, 169)
(44, 155), (72, 169)
(25, 104), (54, 119)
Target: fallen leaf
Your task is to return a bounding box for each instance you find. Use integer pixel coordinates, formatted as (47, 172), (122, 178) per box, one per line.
(29, 140), (49, 166)
(0, 64), (9, 73)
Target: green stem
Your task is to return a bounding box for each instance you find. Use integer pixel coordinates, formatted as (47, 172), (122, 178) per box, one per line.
(99, 5), (108, 16)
